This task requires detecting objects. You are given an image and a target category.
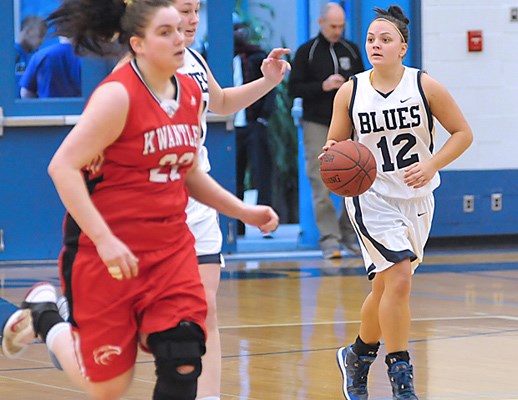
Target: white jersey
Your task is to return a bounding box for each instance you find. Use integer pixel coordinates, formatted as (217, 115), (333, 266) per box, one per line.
(350, 67), (440, 199)
(179, 49), (223, 257)
(178, 48), (211, 173)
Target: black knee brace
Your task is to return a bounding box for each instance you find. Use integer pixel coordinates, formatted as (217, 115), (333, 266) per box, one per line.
(147, 321), (206, 400)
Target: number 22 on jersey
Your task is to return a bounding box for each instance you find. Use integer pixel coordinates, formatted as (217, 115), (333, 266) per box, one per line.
(149, 152), (195, 183)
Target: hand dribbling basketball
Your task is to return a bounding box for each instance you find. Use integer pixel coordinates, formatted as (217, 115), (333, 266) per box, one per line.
(320, 140), (377, 197)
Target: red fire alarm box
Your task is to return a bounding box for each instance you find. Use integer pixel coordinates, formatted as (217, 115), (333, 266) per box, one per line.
(468, 30), (483, 52)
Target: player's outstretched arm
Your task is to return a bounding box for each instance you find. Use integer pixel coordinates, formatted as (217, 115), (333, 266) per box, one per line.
(185, 167), (279, 233)
(195, 47), (291, 116)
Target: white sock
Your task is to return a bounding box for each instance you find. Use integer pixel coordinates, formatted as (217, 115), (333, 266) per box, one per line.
(45, 322), (70, 350)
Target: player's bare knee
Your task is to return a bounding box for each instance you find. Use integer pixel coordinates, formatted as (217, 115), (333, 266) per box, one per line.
(147, 321), (206, 400)
(176, 364), (195, 374)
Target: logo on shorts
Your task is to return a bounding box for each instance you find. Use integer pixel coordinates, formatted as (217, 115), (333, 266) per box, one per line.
(93, 345), (122, 366)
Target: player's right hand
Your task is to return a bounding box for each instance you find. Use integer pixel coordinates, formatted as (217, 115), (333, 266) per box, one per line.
(95, 234), (139, 280)
(319, 139), (338, 159)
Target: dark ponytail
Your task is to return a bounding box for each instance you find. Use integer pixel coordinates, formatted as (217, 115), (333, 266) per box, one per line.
(373, 5), (410, 43)
(47, 0), (174, 56)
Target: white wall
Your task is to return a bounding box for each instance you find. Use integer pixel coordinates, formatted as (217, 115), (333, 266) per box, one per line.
(422, 0), (518, 170)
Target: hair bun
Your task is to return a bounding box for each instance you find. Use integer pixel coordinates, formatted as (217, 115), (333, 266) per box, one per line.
(388, 5), (410, 25)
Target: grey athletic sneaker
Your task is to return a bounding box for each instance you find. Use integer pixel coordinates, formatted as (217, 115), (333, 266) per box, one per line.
(336, 345), (375, 400)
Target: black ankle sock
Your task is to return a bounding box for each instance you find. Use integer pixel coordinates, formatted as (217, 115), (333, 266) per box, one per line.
(385, 350), (410, 367)
(37, 311), (65, 343)
(352, 336), (380, 357)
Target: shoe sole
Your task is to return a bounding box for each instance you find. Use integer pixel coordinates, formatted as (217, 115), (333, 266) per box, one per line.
(344, 247), (361, 255)
(336, 346), (354, 400)
(324, 252), (343, 260)
(1, 309), (35, 358)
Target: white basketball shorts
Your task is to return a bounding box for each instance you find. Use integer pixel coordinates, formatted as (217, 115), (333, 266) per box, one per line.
(186, 197), (225, 266)
(345, 190), (434, 279)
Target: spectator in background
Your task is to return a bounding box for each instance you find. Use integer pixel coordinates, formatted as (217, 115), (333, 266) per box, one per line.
(15, 15), (48, 88)
(20, 36), (81, 98)
(288, 2), (364, 259)
(233, 21), (277, 237)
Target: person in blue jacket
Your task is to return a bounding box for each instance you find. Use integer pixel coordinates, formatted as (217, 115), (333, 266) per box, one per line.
(15, 15), (48, 89)
(20, 37), (81, 98)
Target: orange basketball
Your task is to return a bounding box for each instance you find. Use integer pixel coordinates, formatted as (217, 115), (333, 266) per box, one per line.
(320, 141), (377, 197)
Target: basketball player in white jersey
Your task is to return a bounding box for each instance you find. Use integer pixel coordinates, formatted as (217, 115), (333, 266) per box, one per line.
(323, 5), (473, 400)
(174, 1), (290, 399)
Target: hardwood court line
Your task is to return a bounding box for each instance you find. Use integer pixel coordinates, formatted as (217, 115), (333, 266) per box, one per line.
(465, 271), (518, 281)
(413, 291), (518, 306)
(0, 374), (140, 400)
(0, 374), (84, 393)
(135, 375), (261, 400)
(132, 376), (155, 384)
(219, 314), (510, 329)
(0, 352), (55, 370)
(219, 392), (262, 400)
(396, 395), (518, 400)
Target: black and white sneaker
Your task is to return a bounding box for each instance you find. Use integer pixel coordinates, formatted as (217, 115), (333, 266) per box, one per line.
(1, 282), (59, 358)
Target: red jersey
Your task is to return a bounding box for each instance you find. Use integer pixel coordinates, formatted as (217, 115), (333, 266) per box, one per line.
(67, 61), (201, 253)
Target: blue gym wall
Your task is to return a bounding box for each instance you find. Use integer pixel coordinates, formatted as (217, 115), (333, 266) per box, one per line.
(0, 0), (236, 261)
(1, 0), (517, 261)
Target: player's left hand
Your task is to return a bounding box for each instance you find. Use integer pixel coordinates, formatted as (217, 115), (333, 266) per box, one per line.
(241, 205), (279, 234)
(261, 48), (291, 85)
(404, 160), (437, 189)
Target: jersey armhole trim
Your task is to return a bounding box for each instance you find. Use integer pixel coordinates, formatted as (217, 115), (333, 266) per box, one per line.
(186, 48), (207, 73)
(417, 70), (435, 153)
(349, 75), (358, 139)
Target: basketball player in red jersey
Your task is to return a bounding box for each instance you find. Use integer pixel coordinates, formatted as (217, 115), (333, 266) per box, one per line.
(0, 1), (278, 399)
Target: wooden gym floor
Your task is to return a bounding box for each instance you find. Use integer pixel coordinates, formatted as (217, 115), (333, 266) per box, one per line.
(1, 243), (518, 399)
